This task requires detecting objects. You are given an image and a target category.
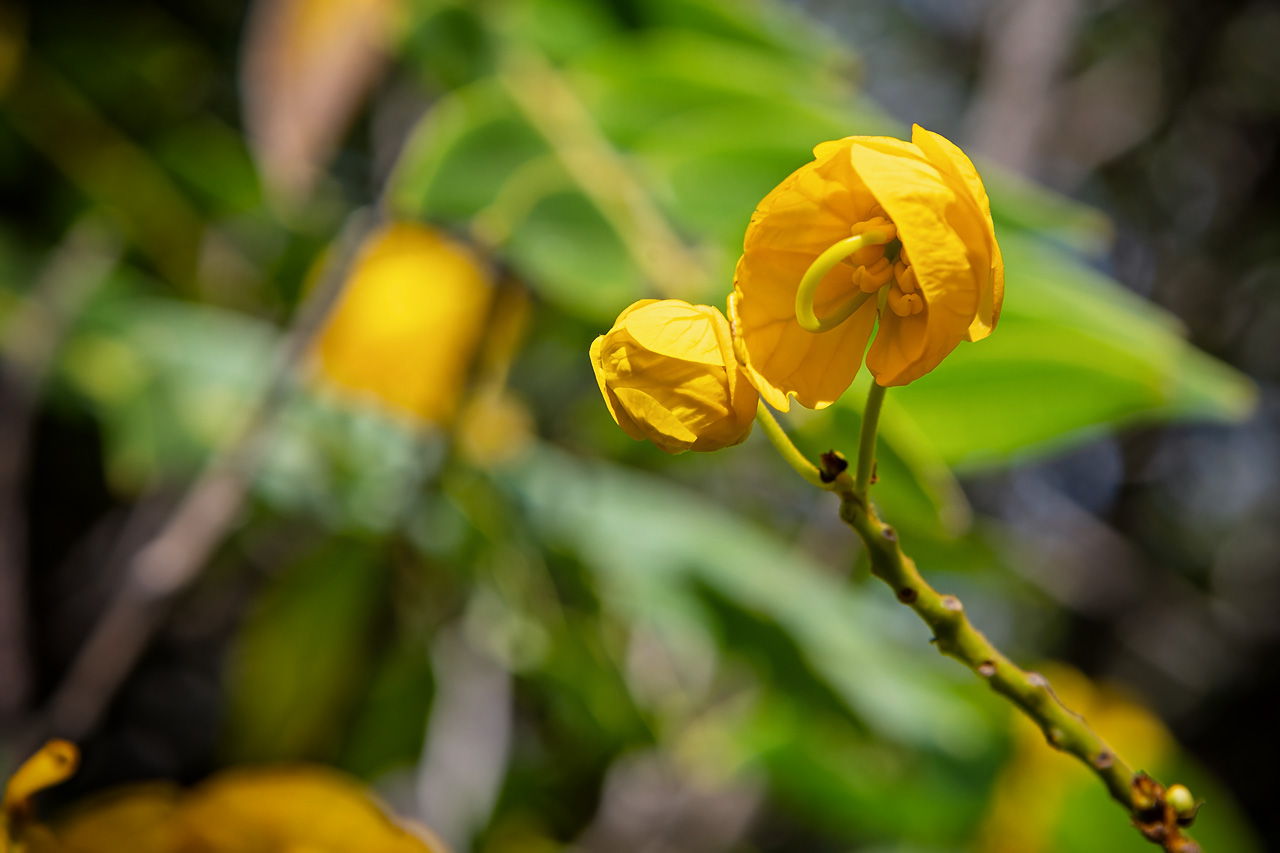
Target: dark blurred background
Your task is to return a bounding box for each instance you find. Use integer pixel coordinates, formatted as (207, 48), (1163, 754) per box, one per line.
(1, 0), (1277, 851)
(804, 0), (1280, 836)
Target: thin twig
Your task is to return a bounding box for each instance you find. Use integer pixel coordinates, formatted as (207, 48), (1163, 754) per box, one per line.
(35, 209), (378, 743)
(0, 219), (119, 727)
(496, 49), (709, 300)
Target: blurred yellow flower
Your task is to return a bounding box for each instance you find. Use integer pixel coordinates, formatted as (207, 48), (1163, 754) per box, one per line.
(729, 125), (1003, 408)
(591, 299), (757, 454)
(456, 387), (535, 469)
(314, 222), (492, 424)
(1, 742), (443, 853)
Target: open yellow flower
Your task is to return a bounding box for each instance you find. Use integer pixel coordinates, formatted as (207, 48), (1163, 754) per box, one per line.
(729, 125), (1004, 409)
(591, 299), (757, 454)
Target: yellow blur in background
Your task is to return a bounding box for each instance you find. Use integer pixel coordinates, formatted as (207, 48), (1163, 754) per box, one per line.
(3, 741), (442, 853)
(313, 222), (493, 425)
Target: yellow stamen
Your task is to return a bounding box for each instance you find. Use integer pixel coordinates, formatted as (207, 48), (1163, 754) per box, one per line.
(855, 257), (895, 292)
(887, 288), (923, 317)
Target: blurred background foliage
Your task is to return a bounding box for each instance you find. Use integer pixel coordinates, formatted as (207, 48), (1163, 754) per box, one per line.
(0, 0), (1275, 850)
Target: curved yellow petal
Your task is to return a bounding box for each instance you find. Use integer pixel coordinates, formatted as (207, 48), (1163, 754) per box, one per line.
(591, 300), (757, 453)
(622, 300), (725, 367)
(865, 304), (962, 387)
(731, 139), (883, 409)
(910, 125), (1004, 341)
(846, 137), (980, 383)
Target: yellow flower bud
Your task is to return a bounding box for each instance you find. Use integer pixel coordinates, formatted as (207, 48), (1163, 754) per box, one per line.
(591, 299), (758, 454)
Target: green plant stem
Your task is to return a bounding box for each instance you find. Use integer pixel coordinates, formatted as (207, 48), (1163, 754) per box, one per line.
(754, 400), (829, 490)
(834, 383), (1201, 853)
(854, 381), (886, 502)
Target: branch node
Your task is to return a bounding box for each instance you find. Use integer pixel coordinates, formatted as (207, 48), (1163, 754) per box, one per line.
(941, 595), (963, 612)
(880, 524), (897, 542)
(896, 587), (918, 604)
(819, 450), (848, 483)
(977, 660), (997, 677)
(1094, 750), (1115, 769)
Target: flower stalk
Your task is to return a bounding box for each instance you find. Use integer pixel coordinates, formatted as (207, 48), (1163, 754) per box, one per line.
(853, 382), (886, 503)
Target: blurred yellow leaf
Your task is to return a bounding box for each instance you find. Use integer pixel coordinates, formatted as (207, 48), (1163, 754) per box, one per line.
(241, 0), (401, 202)
(313, 222), (493, 424)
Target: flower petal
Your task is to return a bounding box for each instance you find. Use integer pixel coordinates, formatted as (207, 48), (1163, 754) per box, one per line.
(848, 136), (981, 383)
(622, 300), (725, 366)
(910, 125), (1004, 341)
(866, 302), (962, 386)
(732, 140), (883, 409)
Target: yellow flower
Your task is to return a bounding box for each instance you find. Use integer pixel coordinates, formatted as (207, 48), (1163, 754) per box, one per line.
(591, 299), (758, 454)
(314, 222), (492, 423)
(3, 750), (445, 853)
(729, 125), (1004, 409)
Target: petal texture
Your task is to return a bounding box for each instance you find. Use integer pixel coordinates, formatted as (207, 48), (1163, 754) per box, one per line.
(591, 300), (757, 453)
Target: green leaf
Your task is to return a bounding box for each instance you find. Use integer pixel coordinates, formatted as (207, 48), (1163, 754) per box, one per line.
(56, 290), (276, 489)
(223, 538), (388, 762)
(507, 444), (993, 754)
(886, 234), (1256, 470)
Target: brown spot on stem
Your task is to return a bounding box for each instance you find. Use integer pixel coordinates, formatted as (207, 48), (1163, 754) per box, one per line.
(880, 525), (897, 542)
(977, 660), (996, 677)
(896, 587), (917, 604)
(1094, 750), (1114, 769)
(941, 595), (963, 612)
(819, 450), (847, 483)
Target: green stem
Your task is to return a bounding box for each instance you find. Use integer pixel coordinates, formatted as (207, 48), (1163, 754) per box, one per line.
(853, 381), (886, 502)
(754, 400), (829, 490)
(844, 497), (1137, 799)
(822, 383), (1202, 852)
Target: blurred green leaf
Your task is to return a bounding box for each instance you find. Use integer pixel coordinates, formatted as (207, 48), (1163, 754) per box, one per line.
(57, 290), (275, 488)
(223, 538), (388, 762)
(508, 444), (993, 754)
(886, 234), (1256, 470)
(338, 643), (435, 780)
(738, 691), (1001, 845)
